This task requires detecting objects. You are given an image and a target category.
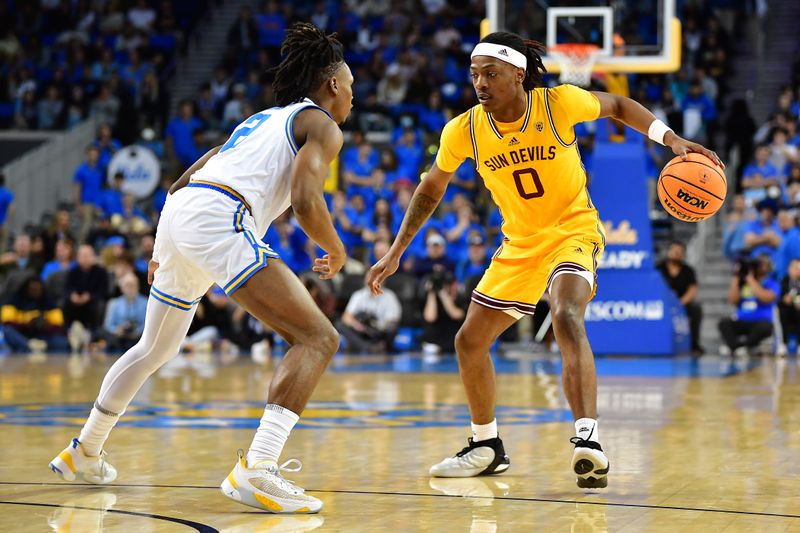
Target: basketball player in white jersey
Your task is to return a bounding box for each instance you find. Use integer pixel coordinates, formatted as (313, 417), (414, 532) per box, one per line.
(49, 23), (352, 514)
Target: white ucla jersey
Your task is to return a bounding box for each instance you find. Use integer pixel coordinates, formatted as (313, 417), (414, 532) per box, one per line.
(192, 98), (333, 235)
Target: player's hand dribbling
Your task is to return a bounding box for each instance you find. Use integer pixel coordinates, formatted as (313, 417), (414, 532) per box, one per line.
(313, 251), (346, 280)
(367, 253), (401, 295)
(664, 131), (725, 169)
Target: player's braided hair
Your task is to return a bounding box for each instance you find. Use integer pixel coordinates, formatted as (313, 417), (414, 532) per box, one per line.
(272, 22), (344, 106)
(480, 32), (547, 90)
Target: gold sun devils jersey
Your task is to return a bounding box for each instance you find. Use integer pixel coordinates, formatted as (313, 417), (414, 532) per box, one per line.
(436, 84), (606, 259)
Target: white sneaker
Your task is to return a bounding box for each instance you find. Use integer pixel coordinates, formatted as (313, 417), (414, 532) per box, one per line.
(718, 344), (732, 357)
(429, 437), (510, 478)
(571, 437), (609, 489)
(776, 343), (788, 357)
(49, 438), (117, 484)
(220, 451), (322, 514)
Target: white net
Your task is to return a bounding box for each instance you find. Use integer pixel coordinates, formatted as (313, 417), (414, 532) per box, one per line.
(548, 45), (601, 87)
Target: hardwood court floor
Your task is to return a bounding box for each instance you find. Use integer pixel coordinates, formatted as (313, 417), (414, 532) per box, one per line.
(0, 352), (799, 532)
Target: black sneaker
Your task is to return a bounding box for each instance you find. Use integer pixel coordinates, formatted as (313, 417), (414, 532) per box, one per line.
(570, 437), (609, 489)
(429, 437), (510, 478)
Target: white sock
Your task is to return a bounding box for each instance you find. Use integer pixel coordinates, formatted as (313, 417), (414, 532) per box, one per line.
(575, 418), (599, 443)
(78, 404), (121, 457)
(246, 404), (299, 466)
(471, 419), (498, 442)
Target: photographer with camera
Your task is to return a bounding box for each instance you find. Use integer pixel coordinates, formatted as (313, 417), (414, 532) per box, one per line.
(718, 254), (779, 356)
(421, 267), (466, 356)
(101, 272), (147, 352)
(337, 272), (401, 354)
(778, 257), (800, 355)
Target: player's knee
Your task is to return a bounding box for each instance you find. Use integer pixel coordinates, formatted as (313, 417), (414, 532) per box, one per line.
(455, 328), (485, 359)
(552, 300), (585, 332)
(312, 324), (340, 357)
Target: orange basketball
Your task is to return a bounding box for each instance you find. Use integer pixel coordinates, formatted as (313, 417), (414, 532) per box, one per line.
(657, 152), (726, 222)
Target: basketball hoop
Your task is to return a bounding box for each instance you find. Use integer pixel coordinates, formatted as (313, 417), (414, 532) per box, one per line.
(548, 44), (601, 87)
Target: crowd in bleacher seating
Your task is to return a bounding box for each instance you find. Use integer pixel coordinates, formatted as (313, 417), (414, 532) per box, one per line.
(0, 0), (211, 138)
(721, 73), (800, 355)
(0, 1), (748, 355)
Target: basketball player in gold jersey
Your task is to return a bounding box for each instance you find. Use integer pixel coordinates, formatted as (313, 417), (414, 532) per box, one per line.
(367, 32), (723, 488)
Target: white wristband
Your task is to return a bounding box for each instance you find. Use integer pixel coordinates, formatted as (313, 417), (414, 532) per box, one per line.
(648, 119), (673, 146)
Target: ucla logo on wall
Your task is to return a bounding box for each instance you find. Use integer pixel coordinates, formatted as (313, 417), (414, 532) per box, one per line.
(107, 145), (161, 199)
(0, 401), (572, 429)
(601, 219), (639, 245)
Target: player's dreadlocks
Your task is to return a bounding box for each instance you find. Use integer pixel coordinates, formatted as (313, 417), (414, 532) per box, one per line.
(272, 22), (344, 106)
(480, 32), (547, 90)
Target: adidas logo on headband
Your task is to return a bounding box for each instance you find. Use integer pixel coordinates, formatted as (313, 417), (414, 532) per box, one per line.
(471, 43), (527, 70)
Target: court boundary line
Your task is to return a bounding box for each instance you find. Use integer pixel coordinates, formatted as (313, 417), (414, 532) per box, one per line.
(2, 481), (798, 520)
(0, 500), (219, 532)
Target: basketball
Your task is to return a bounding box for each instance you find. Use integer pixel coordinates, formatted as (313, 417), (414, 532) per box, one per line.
(657, 152), (727, 222)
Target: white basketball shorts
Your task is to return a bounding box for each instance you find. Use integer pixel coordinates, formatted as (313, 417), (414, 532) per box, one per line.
(150, 182), (279, 310)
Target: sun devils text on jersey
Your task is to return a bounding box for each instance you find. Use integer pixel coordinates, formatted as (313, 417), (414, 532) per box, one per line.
(436, 84), (607, 316)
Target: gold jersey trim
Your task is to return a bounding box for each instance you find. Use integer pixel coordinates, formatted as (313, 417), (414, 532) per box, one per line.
(543, 88), (575, 148)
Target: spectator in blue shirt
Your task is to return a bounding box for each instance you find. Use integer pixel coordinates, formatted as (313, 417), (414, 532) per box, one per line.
(394, 128), (424, 181)
(263, 212), (311, 273)
(41, 238), (75, 283)
(443, 161), (478, 202)
(341, 138), (380, 202)
(101, 172), (126, 218)
(442, 203), (485, 263)
(74, 145), (104, 210)
(418, 90), (447, 134)
(0, 174), (15, 253)
(456, 232), (491, 284)
(333, 192), (369, 257)
(774, 209), (800, 278)
(166, 100), (203, 169)
(101, 272), (147, 352)
(93, 123), (122, 173)
(152, 175), (172, 217)
(257, 0), (287, 52)
(744, 200), (781, 260)
(718, 254), (779, 356)
(742, 145), (779, 207)
(363, 198), (394, 245)
(112, 194), (151, 236)
(377, 149), (402, 191)
(723, 194), (753, 260)
(682, 81), (717, 145)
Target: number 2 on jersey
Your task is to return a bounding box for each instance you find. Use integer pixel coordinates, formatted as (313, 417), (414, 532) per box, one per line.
(220, 112), (273, 153)
(513, 168), (545, 199)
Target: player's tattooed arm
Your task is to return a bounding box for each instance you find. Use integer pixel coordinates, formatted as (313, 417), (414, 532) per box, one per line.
(169, 145), (222, 195)
(392, 164), (453, 253)
(395, 192), (439, 249)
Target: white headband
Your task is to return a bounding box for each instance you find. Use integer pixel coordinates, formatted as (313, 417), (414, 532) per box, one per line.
(471, 42), (527, 71)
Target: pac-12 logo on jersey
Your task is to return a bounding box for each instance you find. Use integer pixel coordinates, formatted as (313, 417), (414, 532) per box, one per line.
(535, 121), (544, 132)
